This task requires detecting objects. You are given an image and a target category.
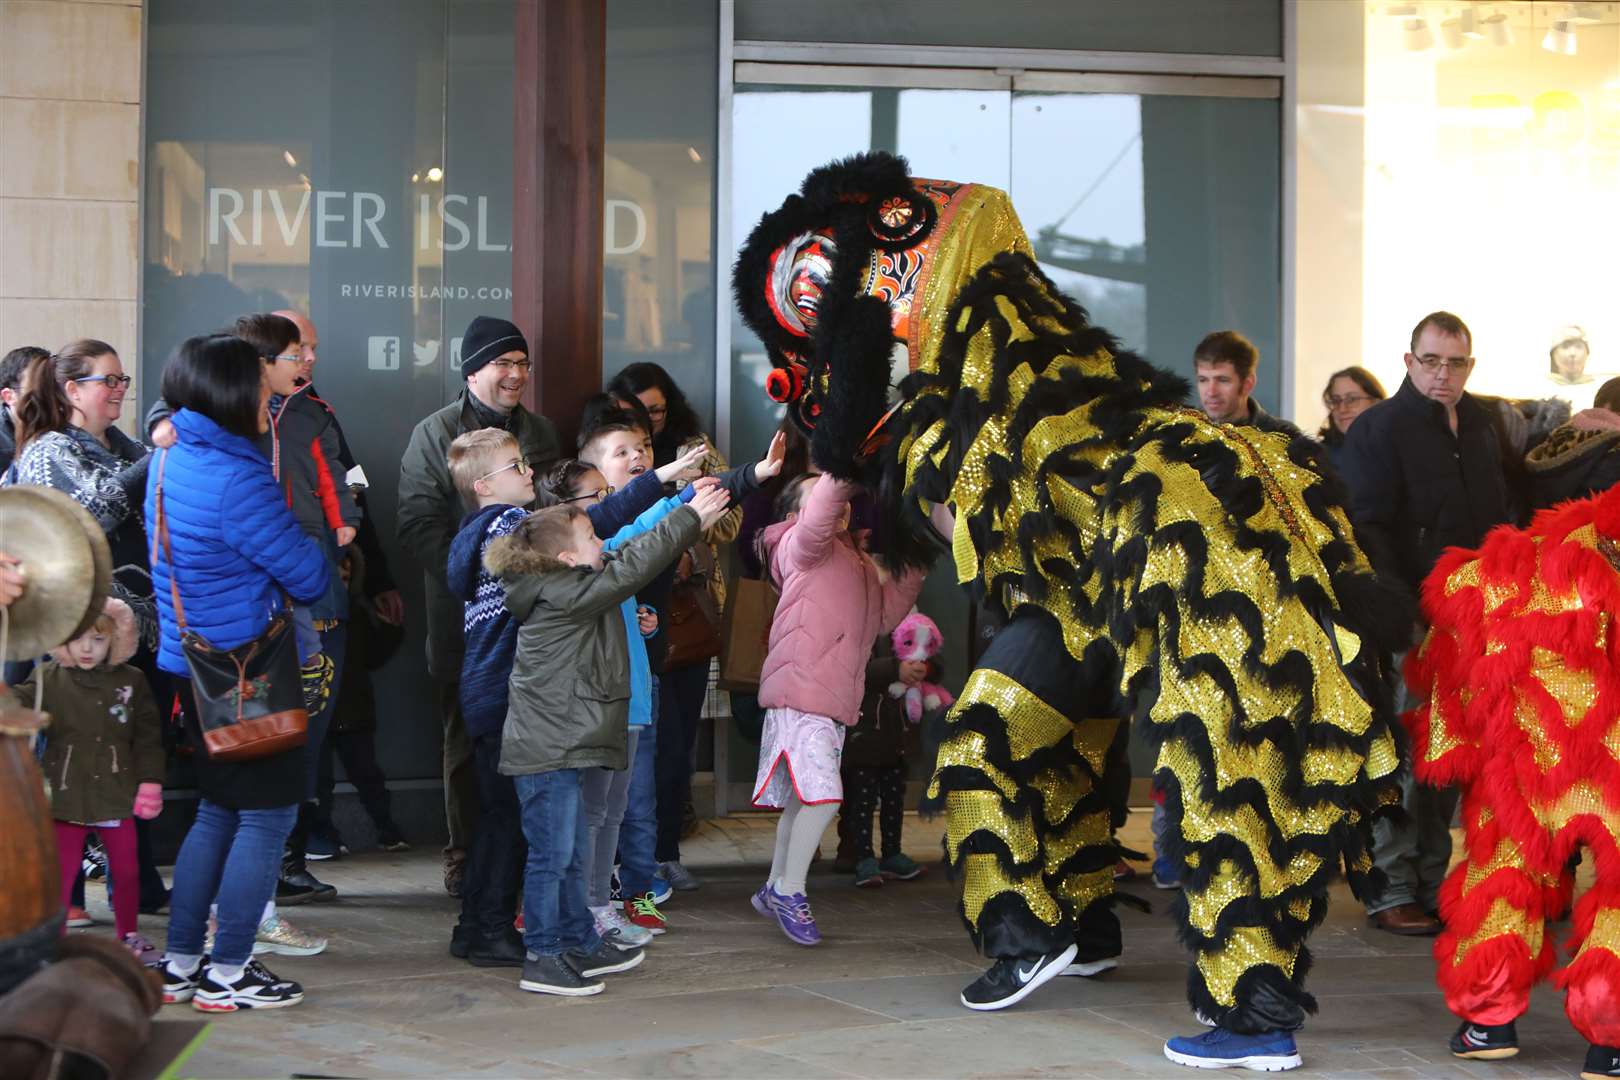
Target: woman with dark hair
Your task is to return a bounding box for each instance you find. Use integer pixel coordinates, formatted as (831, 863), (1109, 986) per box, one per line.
(1318, 366), (1387, 470)
(604, 362), (737, 890)
(148, 333), (330, 1012)
(577, 391), (654, 451)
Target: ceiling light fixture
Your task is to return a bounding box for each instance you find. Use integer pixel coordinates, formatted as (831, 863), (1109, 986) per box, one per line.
(1482, 11), (1513, 44)
(1404, 17), (1436, 50)
(1440, 17), (1466, 48)
(1542, 19), (1577, 54)
(1459, 6), (1484, 38)
(283, 150), (298, 168)
(686, 146), (702, 163)
(426, 166), (444, 182)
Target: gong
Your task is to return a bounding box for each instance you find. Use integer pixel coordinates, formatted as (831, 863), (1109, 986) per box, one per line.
(0, 486), (113, 660)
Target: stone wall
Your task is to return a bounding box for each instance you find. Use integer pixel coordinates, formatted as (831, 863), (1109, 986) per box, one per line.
(0, 0), (143, 433)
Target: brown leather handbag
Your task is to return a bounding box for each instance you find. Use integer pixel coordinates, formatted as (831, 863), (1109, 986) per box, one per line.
(662, 544), (723, 671)
(151, 450), (308, 761)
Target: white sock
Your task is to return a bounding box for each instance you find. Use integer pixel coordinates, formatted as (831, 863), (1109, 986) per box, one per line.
(262, 900), (276, 922)
(165, 952), (202, 977)
(210, 961), (245, 985)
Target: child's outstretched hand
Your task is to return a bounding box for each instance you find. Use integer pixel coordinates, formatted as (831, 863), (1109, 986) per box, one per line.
(656, 441), (708, 485)
(755, 430), (788, 480)
(689, 483), (732, 529)
(133, 782), (163, 820)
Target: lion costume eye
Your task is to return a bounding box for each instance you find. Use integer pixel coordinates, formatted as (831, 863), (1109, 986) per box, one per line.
(765, 230), (839, 339)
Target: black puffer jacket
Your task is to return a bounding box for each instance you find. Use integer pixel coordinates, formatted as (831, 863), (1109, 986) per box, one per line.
(1339, 377), (1513, 598)
(1526, 416), (1620, 510)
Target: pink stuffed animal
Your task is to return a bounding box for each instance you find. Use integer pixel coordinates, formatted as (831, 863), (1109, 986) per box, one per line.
(889, 612), (955, 724)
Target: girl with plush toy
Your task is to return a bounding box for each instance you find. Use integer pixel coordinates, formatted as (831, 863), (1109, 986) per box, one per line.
(17, 597), (165, 966)
(843, 611), (951, 888)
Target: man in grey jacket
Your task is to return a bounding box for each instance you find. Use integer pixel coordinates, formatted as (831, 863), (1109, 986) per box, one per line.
(396, 315), (559, 895)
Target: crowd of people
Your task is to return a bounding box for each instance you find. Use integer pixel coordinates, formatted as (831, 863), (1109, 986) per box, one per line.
(3, 299), (1616, 1073)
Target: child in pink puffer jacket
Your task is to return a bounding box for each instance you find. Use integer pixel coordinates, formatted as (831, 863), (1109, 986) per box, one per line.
(750, 473), (924, 945)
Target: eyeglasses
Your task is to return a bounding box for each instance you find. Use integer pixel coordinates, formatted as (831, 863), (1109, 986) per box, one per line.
(490, 359), (532, 373)
(1415, 355), (1471, 374)
(643, 403), (668, 418)
(477, 458), (532, 483)
(74, 374), (132, 389)
(267, 353), (301, 363)
(563, 486), (613, 504)
(1325, 393), (1372, 409)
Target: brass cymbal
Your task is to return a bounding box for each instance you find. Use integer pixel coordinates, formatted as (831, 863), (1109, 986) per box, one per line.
(0, 486), (113, 660)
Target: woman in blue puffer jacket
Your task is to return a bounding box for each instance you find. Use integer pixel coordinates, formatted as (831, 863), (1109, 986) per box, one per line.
(146, 333), (329, 1014)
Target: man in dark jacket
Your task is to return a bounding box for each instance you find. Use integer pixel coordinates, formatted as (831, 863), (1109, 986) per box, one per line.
(1525, 377), (1620, 510)
(396, 315), (560, 896)
(1339, 310), (1513, 937)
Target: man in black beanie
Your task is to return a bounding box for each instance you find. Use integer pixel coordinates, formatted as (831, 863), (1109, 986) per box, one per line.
(397, 315), (559, 910)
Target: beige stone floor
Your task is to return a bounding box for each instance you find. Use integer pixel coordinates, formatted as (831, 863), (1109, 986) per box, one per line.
(81, 812), (1596, 1079)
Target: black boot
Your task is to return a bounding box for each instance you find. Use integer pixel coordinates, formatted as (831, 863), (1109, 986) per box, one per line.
(466, 928), (526, 968)
(1584, 1044), (1620, 1078)
(1449, 1019), (1518, 1060)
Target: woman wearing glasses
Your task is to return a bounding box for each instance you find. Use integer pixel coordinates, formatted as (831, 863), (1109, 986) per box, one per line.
(1317, 366), (1387, 471)
(7, 339), (175, 915)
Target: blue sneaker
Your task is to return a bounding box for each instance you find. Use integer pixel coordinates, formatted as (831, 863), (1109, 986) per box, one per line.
(1163, 1028), (1302, 1071)
(649, 878), (673, 905)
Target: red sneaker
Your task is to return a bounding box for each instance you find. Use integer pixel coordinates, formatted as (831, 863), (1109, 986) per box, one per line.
(624, 892), (667, 935)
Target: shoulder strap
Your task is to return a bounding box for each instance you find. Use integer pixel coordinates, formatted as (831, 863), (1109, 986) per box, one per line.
(149, 449), (188, 632)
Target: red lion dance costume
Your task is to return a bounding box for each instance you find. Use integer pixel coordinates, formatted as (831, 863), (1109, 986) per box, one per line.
(1409, 488), (1620, 1077)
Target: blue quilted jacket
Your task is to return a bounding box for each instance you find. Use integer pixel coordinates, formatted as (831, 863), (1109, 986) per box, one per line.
(145, 409), (330, 677)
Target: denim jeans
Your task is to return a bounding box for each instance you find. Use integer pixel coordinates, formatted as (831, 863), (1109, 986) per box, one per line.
(582, 732), (635, 908)
(167, 799), (297, 966)
(459, 732), (525, 941)
(514, 769), (600, 957)
(619, 721), (659, 898)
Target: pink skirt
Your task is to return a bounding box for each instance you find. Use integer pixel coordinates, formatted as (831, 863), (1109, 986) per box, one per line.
(752, 706), (846, 808)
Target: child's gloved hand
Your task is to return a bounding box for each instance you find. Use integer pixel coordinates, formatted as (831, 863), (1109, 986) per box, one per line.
(133, 782), (163, 820)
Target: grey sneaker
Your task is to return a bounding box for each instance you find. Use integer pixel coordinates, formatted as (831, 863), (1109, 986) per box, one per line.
(657, 860), (701, 891)
(519, 953), (603, 997)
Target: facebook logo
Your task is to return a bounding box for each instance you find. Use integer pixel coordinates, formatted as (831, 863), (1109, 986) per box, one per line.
(367, 336), (400, 371)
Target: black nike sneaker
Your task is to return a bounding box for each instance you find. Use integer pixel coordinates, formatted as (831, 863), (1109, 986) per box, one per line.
(1449, 1019), (1518, 1060)
(1583, 1043), (1620, 1079)
(959, 943), (1078, 1011)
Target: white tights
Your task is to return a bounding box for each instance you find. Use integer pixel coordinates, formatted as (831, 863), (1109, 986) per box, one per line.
(768, 789), (839, 896)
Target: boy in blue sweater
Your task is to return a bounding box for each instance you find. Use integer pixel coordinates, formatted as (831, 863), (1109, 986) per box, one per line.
(443, 428), (705, 966)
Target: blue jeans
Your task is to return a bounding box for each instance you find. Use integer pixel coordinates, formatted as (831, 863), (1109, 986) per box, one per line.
(619, 721), (659, 898)
(514, 769), (600, 957)
(167, 800), (297, 967)
(459, 732), (525, 941)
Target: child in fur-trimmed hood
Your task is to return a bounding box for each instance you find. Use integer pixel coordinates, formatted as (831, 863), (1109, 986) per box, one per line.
(17, 597), (163, 966)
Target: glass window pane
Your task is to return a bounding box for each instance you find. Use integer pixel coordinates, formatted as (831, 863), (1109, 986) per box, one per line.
(603, 0), (719, 433)
(736, 0), (1281, 58)
(1013, 91), (1281, 413)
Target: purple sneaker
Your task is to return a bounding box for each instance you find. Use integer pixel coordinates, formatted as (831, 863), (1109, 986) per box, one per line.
(769, 886), (820, 946)
(751, 883), (776, 919)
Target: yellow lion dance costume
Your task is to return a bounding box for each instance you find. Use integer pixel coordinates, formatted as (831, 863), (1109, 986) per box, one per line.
(733, 153), (1407, 1070)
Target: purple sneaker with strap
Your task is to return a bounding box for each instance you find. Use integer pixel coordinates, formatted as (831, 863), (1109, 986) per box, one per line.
(751, 883), (776, 920)
(768, 886), (821, 946)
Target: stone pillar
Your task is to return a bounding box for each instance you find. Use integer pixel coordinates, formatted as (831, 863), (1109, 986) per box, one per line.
(0, 0), (143, 432)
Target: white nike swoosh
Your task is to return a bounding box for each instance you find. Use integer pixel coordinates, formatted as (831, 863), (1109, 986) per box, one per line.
(1465, 1027), (1491, 1042)
(1016, 961), (1039, 983)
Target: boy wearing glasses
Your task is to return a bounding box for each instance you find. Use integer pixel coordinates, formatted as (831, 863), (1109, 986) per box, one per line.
(1340, 310), (1514, 939)
(443, 428), (704, 966)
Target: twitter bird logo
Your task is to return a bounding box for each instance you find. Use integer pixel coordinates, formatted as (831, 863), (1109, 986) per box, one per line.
(413, 340), (441, 368)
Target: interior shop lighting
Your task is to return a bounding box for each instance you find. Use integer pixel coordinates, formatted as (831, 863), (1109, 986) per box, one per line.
(1459, 6), (1485, 37)
(1482, 10), (1514, 44)
(687, 146), (702, 163)
(1542, 19), (1578, 54)
(1440, 17), (1466, 47)
(1566, 3), (1605, 24)
(1385, 3), (1419, 16)
(1404, 17), (1437, 50)
(426, 166), (444, 182)
(282, 150), (298, 168)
